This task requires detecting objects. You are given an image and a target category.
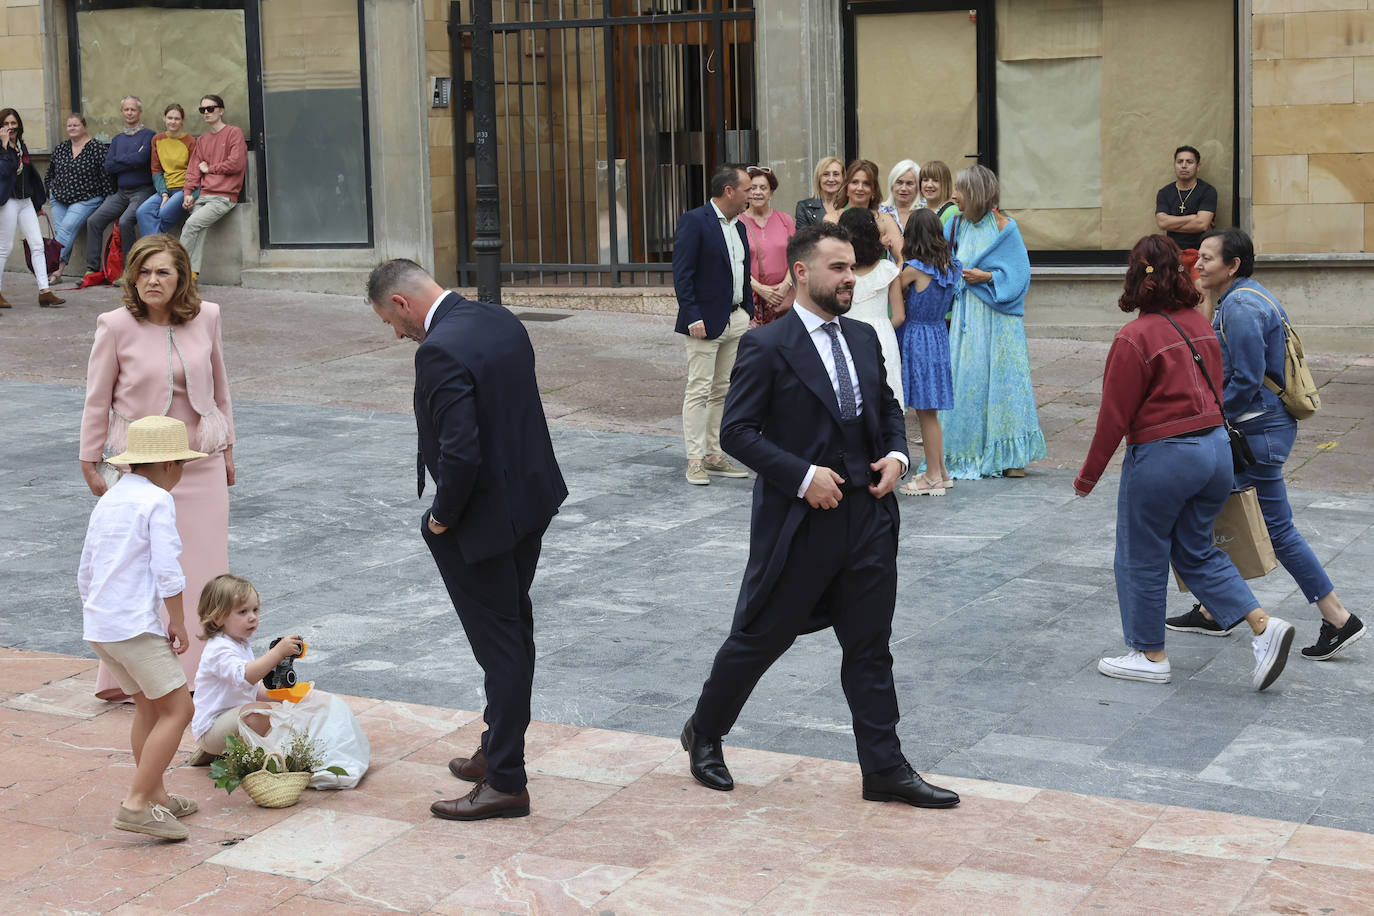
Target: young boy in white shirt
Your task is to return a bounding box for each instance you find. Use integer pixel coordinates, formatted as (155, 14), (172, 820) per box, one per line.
(78, 416), (206, 841)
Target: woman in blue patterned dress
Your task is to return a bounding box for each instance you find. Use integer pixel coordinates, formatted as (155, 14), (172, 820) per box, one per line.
(898, 208), (959, 495)
(940, 165), (1046, 478)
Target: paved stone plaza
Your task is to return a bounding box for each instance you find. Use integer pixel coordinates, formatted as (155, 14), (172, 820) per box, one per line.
(2, 274), (1373, 910)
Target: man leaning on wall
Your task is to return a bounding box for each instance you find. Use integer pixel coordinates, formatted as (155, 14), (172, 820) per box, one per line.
(1154, 145), (1216, 272)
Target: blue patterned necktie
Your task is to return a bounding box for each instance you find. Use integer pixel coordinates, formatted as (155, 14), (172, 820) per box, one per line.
(821, 322), (857, 420)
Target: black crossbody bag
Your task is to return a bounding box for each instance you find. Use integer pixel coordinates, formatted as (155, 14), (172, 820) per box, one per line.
(1161, 313), (1256, 474)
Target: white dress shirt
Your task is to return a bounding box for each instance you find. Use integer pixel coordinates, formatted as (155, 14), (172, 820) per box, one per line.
(423, 290), (447, 332)
(792, 306), (908, 497)
(711, 200), (745, 307)
(192, 633), (261, 739)
(78, 473), (185, 642)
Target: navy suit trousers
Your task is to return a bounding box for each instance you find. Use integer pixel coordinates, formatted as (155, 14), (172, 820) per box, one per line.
(692, 490), (904, 775)
(422, 518), (548, 793)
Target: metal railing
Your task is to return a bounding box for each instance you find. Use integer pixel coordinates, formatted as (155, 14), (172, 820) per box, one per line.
(449, 0), (756, 288)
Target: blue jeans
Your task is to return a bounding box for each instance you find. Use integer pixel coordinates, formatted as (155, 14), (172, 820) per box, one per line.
(1115, 427), (1258, 651)
(135, 191), (190, 236)
(50, 197), (103, 262)
(1234, 412), (1334, 603)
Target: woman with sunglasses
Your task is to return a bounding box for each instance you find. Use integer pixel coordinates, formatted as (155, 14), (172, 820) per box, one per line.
(742, 165), (795, 327)
(179, 95), (246, 279)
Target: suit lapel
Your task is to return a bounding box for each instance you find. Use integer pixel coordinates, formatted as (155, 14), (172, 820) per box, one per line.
(701, 205), (731, 267)
(779, 310), (843, 424)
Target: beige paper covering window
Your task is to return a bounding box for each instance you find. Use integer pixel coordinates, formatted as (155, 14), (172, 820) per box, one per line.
(987, 0), (1233, 250)
(77, 8), (250, 144)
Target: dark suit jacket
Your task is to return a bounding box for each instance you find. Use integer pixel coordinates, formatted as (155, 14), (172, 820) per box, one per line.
(721, 307), (907, 632)
(672, 202), (752, 339)
(415, 293), (568, 564)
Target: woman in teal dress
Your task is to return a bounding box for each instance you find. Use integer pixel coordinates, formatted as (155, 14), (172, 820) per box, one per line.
(937, 165), (1046, 478)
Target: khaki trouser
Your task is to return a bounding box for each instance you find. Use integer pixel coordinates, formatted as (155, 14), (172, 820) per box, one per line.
(682, 307), (748, 459)
(180, 194), (236, 272)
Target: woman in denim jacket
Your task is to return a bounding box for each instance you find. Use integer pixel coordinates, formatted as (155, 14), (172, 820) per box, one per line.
(1171, 227), (1364, 661)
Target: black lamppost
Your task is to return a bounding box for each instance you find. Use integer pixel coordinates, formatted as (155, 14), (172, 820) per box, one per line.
(471, 0), (501, 303)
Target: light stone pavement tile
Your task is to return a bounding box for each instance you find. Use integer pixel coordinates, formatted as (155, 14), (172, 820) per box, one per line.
(207, 808), (412, 881)
(431, 852), (640, 915)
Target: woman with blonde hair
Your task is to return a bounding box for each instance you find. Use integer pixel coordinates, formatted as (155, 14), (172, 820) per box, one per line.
(80, 234), (236, 699)
(794, 156), (844, 228)
(919, 160), (959, 227)
(879, 158), (921, 232)
(936, 164), (1045, 479)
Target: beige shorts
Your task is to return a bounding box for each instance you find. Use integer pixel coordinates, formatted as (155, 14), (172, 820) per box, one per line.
(88, 633), (187, 700)
(196, 705), (252, 755)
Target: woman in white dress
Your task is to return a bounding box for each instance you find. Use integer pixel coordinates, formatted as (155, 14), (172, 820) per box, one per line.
(838, 208), (904, 407)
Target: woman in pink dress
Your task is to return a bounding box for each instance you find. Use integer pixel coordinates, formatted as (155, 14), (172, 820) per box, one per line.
(742, 165), (796, 327)
(80, 234), (235, 700)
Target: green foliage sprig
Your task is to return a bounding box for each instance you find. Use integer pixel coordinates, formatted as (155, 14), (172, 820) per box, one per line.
(208, 732), (347, 795)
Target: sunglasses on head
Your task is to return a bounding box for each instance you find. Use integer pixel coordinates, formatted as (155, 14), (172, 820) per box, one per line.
(747, 165), (773, 175)
(198, 105), (219, 113)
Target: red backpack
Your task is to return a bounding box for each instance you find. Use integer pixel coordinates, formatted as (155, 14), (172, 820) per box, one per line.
(103, 227), (124, 284)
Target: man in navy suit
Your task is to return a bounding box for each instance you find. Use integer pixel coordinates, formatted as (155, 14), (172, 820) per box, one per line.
(367, 259), (567, 821)
(673, 164), (754, 486)
(680, 223), (959, 809)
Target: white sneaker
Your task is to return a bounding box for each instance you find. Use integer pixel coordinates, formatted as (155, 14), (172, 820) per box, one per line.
(1252, 617), (1295, 691)
(1098, 650), (1171, 684)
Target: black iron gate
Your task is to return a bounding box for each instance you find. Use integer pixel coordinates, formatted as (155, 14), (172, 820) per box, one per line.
(449, 0), (756, 288)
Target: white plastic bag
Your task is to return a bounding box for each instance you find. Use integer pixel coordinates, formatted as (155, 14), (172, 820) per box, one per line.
(238, 690), (371, 789)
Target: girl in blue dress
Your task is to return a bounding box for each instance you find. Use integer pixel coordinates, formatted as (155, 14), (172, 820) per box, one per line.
(897, 208), (959, 495)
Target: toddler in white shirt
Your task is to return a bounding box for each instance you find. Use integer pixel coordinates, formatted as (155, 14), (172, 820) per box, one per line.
(191, 573), (304, 758)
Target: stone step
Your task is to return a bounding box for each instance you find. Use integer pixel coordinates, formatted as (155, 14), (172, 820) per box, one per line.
(239, 267), (372, 296)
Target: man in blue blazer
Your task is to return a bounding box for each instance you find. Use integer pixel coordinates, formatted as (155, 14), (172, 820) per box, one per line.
(673, 165), (754, 485)
(680, 222), (959, 810)
(367, 259), (567, 821)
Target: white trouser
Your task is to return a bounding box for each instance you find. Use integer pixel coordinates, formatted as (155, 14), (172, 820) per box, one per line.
(0, 197), (50, 292)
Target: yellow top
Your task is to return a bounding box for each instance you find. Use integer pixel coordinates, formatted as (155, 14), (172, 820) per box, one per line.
(151, 133), (195, 192)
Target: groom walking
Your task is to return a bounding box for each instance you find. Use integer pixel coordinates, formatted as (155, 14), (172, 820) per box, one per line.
(681, 222), (958, 809)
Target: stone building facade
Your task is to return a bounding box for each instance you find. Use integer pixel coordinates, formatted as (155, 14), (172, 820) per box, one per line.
(3, 0), (1371, 349)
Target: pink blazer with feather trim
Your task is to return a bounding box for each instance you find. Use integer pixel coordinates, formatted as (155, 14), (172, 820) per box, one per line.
(79, 302), (235, 463)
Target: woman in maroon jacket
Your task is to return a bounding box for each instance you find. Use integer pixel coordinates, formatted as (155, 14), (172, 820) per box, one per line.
(1074, 235), (1293, 692)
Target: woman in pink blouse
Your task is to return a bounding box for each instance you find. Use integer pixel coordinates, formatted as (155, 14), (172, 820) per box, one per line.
(80, 234), (235, 700)
(742, 165), (796, 328)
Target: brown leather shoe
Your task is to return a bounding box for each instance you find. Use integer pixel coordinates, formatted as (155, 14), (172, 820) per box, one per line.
(447, 746), (487, 782)
(0, 292), (11, 308)
(431, 779), (530, 821)
(39, 290), (66, 308)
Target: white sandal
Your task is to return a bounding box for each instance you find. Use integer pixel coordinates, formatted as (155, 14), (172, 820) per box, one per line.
(899, 475), (946, 496)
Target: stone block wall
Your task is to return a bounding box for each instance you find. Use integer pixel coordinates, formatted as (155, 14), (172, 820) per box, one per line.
(425, 0), (458, 284)
(1252, 2), (1374, 253)
(1, 0), (48, 151)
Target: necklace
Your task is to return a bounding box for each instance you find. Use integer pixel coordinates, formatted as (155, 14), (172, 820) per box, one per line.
(1176, 184), (1196, 214)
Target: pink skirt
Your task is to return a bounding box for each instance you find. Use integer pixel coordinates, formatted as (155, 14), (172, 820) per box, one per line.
(95, 452), (230, 699)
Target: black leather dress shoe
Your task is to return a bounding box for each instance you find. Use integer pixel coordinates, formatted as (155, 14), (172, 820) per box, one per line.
(430, 779), (530, 820)
(862, 762), (960, 808)
(680, 718), (733, 791)
(448, 747), (487, 782)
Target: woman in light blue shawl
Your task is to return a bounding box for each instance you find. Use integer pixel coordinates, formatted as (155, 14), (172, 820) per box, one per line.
(936, 165), (1046, 478)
